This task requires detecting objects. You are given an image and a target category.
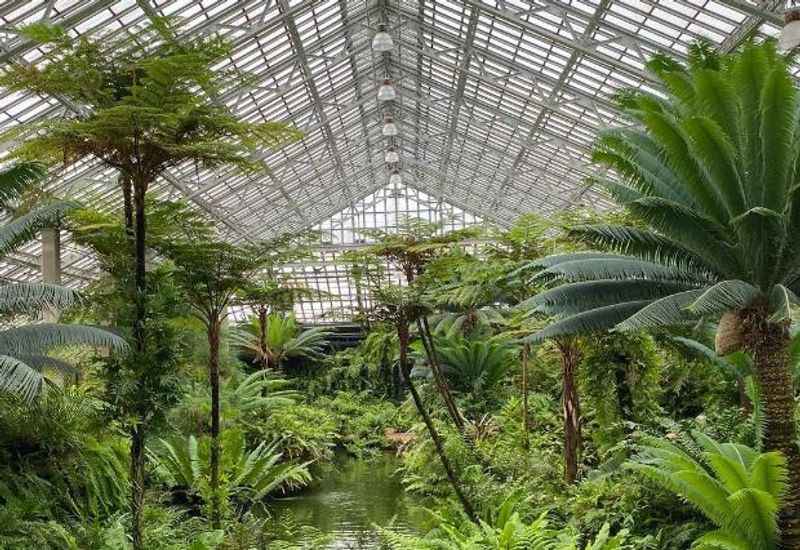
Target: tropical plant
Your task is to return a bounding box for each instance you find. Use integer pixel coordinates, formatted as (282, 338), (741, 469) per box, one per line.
(630, 431), (786, 549)
(0, 20), (300, 547)
(424, 336), (514, 400)
(150, 428), (312, 511)
(234, 313), (330, 371)
(163, 238), (265, 528)
(519, 41), (800, 543)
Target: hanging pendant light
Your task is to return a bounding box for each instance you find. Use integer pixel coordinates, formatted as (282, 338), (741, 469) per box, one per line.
(382, 116), (398, 137)
(780, 3), (800, 51)
(389, 171), (402, 186)
(385, 148), (400, 163)
(372, 24), (394, 52)
(377, 79), (397, 101)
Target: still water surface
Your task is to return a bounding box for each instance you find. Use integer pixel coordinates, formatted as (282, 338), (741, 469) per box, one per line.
(270, 452), (418, 548)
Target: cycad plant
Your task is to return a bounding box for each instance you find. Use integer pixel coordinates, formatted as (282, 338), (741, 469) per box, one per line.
(150, 428), (311, 513)
(629, 431), (786, 549)
(522, 41), (800, 543)
(429, 336), (514, 400)
(0, 163), (126, 402)
(234, 313), (330, 371)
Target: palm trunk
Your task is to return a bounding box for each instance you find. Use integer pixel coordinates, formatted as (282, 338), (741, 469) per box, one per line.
(208, 317), (223, 529)
(417, 317), (465, 433)
(521, 343), (530, 451)
(258, 306), (269, 370)
(742, 306), (800, 548)
(558, 338), (581, 484)
(130, 180), (148, 550)
(397, 322), (477, 523)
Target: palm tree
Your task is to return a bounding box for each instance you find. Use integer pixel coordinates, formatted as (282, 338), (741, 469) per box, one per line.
(630, 431), (786, 549)
(521, 41), (800, 544)
(0, 162), (127, 401)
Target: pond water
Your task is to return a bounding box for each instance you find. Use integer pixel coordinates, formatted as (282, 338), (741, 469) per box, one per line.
(269, 452), (419, 548)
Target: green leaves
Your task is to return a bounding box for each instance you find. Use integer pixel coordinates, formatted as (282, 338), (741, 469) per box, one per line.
(629, 432), (785, 549)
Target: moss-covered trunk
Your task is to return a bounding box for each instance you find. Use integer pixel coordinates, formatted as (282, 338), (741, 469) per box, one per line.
(558, 338), (581, 484)
(397, 322), (477, 523)
(208, 317), (223, 529)
(742, 306), (800, 548)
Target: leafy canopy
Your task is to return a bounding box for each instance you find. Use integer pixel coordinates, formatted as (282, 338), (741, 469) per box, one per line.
(520, 41), (800, 341)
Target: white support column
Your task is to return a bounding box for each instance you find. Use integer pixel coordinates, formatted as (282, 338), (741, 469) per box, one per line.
(41, 227), (61, 321)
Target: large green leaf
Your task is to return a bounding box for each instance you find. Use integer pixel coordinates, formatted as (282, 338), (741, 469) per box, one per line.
(0, 200), (77, 257)
(0, 161), (46, 209)
(526, 301), (651, 342)
(0, 323), (127, 355)
(686, 280), (761, 316)
(537, 257), (707, 284)
(519, 279), (694, 316)
(614, 289), (704, 332)
(0, 282), (81, 313)
(0, 354), (42, 402)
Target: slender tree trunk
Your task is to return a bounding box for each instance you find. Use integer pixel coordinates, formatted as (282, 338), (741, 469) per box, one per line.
(558, 338), (581, 484)
(397, 322), (478, 523)
(417, 317), (465, 433)
(258, 306), (270, 370)
(130, 180), (148, 549)
(208, 317), (223, 529)
(742, 306), (800, 548)
(121, 174), (133, 240)
(521, 343), (530, 451)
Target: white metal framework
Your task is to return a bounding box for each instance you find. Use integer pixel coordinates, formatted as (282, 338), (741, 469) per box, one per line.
(0, 0), (787, 321)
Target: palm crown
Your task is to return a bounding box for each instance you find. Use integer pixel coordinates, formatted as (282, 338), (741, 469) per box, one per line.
(522, 40), (800, 340)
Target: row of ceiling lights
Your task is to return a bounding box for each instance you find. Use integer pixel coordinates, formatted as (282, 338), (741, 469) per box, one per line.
(373, 24), (402, 186)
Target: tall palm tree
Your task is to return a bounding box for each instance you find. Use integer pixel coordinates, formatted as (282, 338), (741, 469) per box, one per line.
(0, 162), (126, 401)
(521, 41), (800, 545)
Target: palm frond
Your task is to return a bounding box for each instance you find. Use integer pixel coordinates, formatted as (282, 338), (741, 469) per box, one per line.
(0, 354), (42, 403)
(526, 300), (650, 343)
(0, 282), (81, 313)
(614, 289), (704, 332)
(0, 323), (127, 355)
(0, 161), (46, 208)
(0, 200), (76, 257)
(685, 280), (761, 316)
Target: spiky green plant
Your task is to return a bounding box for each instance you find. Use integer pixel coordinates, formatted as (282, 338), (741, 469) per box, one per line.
(234, 313), (330, 370)
(150, 428), (312, 507)
(629, 431), (786, 549)
(423, 336), (514, 399)
(519, 41), (800, 543)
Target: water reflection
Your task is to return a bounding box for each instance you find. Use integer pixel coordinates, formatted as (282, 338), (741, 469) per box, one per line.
(269, 452), (417, 548)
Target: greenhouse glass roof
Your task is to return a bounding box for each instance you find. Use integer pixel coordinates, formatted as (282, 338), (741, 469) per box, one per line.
(0, 0), (787, 322)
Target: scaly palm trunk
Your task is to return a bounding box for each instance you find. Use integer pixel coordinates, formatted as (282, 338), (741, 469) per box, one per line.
(521, 343), (530, 451)
(557, 338), (581, 484)
(742, 305), (800, 548)
(417, 317), (465, 433)
(207, 317), (223, 529)
(397, 322), (477, 523)
(130, 179), (148, 550)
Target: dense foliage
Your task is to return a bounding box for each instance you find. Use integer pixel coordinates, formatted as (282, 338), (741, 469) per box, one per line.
(3, 23), (800, 550)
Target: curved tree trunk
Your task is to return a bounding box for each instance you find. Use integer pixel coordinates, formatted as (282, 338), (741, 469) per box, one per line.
(208, 317), (223, 529)
(397, 322), (477, 523)
(558, 338), (581, 484)
(130, 180), (148, 550)
(742, 306), (800, 548)
(417, 317), (465, 433)
(522, 343), (530, 451)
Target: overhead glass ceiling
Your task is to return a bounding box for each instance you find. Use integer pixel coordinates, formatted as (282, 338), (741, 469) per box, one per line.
(0, 0), (787, 321)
